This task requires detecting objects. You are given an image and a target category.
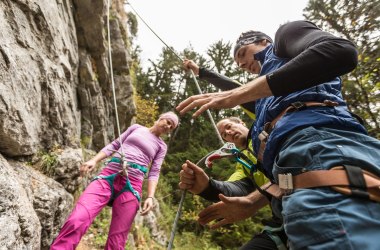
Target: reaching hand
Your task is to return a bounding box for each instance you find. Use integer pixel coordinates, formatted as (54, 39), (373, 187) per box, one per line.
(179, 160), (209, 194)
(183, 59), (200, 76)
(80, 159), (97, 176)
(176, 91), (237, 118)
(198, 193), (262, 229)
(140, 197), (154, 215)
(176, 75), (271, 118)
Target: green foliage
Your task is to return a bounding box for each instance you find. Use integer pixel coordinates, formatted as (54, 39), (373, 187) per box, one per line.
(135, 94), (159, 127)
(86, 207), (112, 248)
(126, 11), (138, 37)
(36, 150), (58, 177)
(173, 231), (221, 250)
(80, 135), (91, 149)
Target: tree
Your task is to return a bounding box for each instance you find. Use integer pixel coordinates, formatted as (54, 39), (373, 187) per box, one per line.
(304, 0), (380, 137)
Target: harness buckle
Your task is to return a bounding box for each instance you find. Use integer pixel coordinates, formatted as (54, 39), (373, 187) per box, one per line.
(278, 173), (293, 194)
(258, 130), (269, 142)
(121, 160), (128, 176)
(290, 101), (306, 111)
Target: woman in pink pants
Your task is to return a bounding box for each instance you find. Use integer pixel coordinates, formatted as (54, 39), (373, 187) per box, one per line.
(51, 112), (179, 250)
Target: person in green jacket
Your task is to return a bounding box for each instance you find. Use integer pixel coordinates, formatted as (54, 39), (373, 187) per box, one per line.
(179, 60), (287, 250)
(180, 114), (287, 249)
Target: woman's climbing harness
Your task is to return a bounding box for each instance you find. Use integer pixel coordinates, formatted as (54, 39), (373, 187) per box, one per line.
(93, 156), (148, 205)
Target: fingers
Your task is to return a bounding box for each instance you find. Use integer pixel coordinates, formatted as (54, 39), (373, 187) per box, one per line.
(183, 59), (191, 70)
(79, 164), (88, 176)
(178, 181), (191, 190)
(140, 208), (149, 215)
(185, 160), (205, 174)
(179, 162), (195, 190)
(210, 219), (229, 229)
(198, 210), (221, 226)
(180, 164), (195, 182)
(192, 102), (213, 118)
(183, 59), (198, 74)
(198, 203), (222, 225)
(140, 200), (152, 215)
(176, 95), (211, 117)
(218, 193), (231, 203)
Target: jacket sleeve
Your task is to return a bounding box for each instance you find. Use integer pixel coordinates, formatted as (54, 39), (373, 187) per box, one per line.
(199, 68), (256, 118)
(267, 20), (358, 96)
(198, 177), (255, 202)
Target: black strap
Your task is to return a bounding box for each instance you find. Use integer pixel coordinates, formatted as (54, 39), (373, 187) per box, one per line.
(343, 165), (370, 200)
(349, 111), (365, 125)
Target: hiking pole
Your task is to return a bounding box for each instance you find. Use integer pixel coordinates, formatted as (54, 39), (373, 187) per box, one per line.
(166, 72), (224, 249)
(167, 189), (186, 250)
(167, 150), (218, 250)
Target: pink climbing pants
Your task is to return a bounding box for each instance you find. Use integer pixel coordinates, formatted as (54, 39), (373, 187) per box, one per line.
(50, 168), (143, 250)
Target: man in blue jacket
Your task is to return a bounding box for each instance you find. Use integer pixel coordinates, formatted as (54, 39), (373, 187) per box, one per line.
(177, 20), (380, 249)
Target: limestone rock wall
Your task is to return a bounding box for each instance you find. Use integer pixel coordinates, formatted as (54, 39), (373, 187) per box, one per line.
(0, 0), (136, 248)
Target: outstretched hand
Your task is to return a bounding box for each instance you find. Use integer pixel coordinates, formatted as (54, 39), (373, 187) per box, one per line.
(80, 159), (97, 176)
(176, 75), (271, 118)
(198, 193), (262, 229)
(179, 160), (209, 194)
(176, 91), (237, 118)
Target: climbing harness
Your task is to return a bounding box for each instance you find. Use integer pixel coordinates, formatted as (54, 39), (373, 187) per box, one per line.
(92, 156), (148, 206)
(205, 142), (257, 172)
(255, 100), (380, 202)
(259, 165), (380, 203)
(262, 224), (287, 250)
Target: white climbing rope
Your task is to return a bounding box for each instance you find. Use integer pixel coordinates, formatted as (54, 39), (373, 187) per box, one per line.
(126, 1), (224, 145)
(106, 0), (128, 174)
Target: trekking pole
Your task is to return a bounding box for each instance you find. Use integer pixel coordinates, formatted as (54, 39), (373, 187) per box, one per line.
(167, 189), (187, 250)
(167, 150), (219, 250)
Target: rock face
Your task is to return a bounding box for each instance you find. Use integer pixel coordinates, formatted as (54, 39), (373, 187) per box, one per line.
(10, 159), (74, 249)
(0, 0), (136, 248)
(0, 154), (41, 250)
(0, 0), (80, 157)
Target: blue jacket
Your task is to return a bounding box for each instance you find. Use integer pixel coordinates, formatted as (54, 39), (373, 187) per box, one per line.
(252, 45), (367, 179)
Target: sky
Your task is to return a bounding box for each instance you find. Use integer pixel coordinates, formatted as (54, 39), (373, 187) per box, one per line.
(125, 0), (309, 65)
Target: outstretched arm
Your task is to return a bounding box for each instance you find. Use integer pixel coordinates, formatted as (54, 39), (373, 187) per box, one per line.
(80, 151), (107, 176)
(183, 59), (257, 117)
(177, 21), (357, 117)
(198, 191), (269, 229)
(268, 20), (357, 96)
(176, 75), (271, 117)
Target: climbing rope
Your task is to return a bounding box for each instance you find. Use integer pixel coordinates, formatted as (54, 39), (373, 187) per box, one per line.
(126, 1), (224, 145)
(106, 0), (126, 163)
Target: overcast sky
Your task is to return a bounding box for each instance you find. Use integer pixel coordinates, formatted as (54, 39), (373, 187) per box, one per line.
(125, 0), (309, 64)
